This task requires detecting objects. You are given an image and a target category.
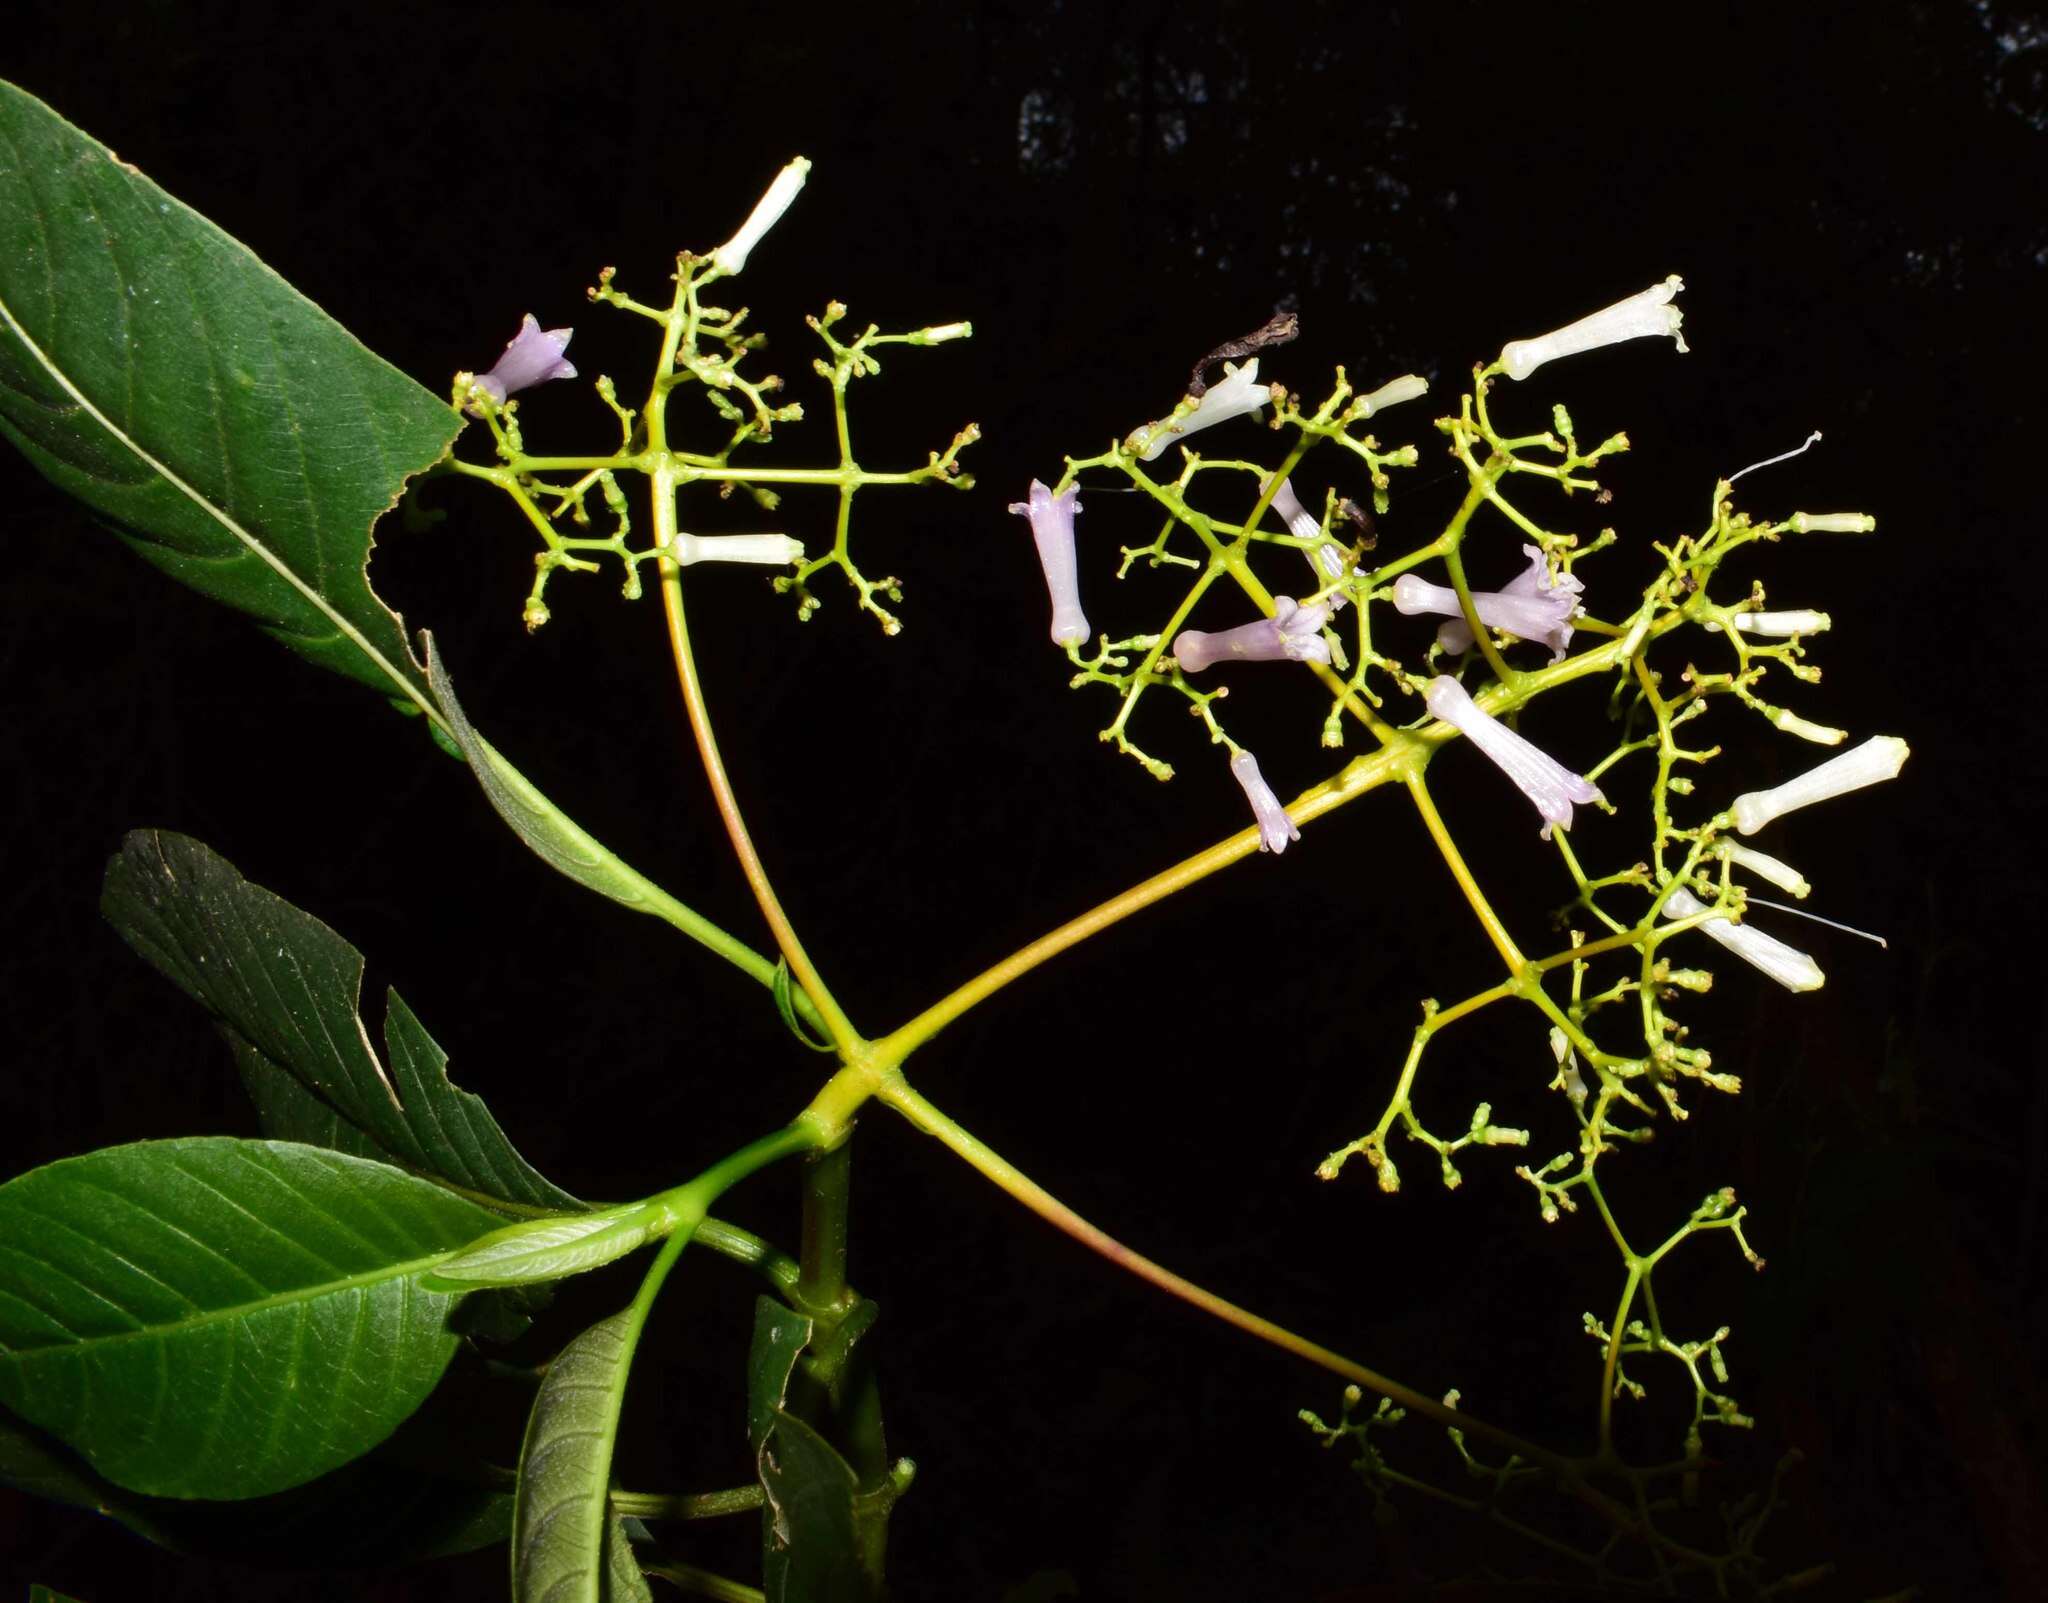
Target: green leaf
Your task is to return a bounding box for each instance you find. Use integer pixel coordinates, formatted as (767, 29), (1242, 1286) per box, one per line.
(425, 1202), (666, 1292)
(746, 1297), (815, 1454)
(513, 1311), (654, 1603)
(0, 82), (458, 710)
(29, 1587), (89, 1603)
(101, 829), (580, 1215)
(1, 1399), (513, 1566)
(759, 1411), (867, 1603)
(0, 1137), (499, 1499)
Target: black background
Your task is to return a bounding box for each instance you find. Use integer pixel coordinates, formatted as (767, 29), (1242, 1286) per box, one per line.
(4, 3), (2045, 1599)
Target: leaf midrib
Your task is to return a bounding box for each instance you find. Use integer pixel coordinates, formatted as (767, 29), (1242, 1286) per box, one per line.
(0, 1241), (467, 1360)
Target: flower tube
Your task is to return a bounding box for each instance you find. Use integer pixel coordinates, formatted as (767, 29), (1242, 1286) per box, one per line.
(1173, 596), (1332, 672)
(1264, 474), (1348, 590)
(1663, 887), (1824, 993)
(1128, 360), (1271, 462)
(1497, 276), (1687, 383)
(1729, 735), (1909, 835)
(1732, 609), (1830, 637)
(1394, 546), (1582, 661)
(469, 315), (576, 410)
(667, 532), (805, 567)
(1358, 373), (1429, 415)
(1718, 842), (1811, 899)
(1230, 750), (1299, 854)
(1008, 480), (1089, 646)
(1423, 676), (1603, 837)
(713, 156), (811, 276)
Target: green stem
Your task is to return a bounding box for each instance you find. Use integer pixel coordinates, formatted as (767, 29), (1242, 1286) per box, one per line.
(796, 1136), (854, 1316)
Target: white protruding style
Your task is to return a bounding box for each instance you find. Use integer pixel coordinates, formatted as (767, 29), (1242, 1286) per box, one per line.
(1663, 887), (1825, 993)
(1498, 276), (1687, 383)
(667, 532), (805, 567)
(1230, 750), (1300, 854)
(1130, 360), (1272, 462)
(1423, 676), (1604, 837)
(713, 157), (812, 276)
(1008, 480), (1089, 646)
(1730, 735), (1910, 835)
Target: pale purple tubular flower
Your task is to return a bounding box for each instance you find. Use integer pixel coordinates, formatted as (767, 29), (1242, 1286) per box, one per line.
(1008, 480), (1089, 646)
(471, 314), (577, 410)
(1230, 750), (1300, 854)
(1129, 360), (1272, 462)
(1498, 276), (1687, 382)
(1662, 887), (1825, 993)
(1173, 596), (1332, 672)
(1423, 675), (1604, 838)
(1263, 474), (1349, 594)
(1394, 546), (1582, 661)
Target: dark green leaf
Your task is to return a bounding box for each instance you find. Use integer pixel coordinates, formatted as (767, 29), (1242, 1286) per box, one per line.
(0, 81), (457, 708)
(28, 1587), (89, 1603)
(746, 1297), (814, 1454)
(102, 829), (580, 1215)
(758, 1410), (866, 1603)
(1, 1399), (513, 1566)
(512, 1310), (656, 1603)
(425, 1203), (663, 1292)
(0, 1137), (499, 1498)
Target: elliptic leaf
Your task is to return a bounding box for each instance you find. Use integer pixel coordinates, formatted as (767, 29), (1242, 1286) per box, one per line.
(0, 81), (458, 709)
(0, 1137), (499, 1498)
(426, 1204), (662, 1292)
(101, 829), (579, 1214)
(512, 1311), (655, 1603)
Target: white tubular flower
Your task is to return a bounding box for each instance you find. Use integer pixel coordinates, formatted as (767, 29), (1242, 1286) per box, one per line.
(1359, 373), (1428, 415)
(1733, 609), (1830, 637)
(1423, 676), (1604, 837)
(1663, 887), (1824, 993)
(1789, 511), (1876, 534)
(1008, 480), (1089, 646)
(1719, 842), (1811, 899)
(1730, 735), (1910, 835)
(469, 314), (576, 412)
(1394, 546), (1582, 662)
(1230, 750), (1300, 854)
(1173, 596), (1332, 672)
(667, 532), (804, 567)
(1548, 1026), (1588, 1108)
(1129, 359), (1272, 462)
(712, 156), (811, 276)
(1264, 474), (1348, 590)
(1497, 275), (1687, 383)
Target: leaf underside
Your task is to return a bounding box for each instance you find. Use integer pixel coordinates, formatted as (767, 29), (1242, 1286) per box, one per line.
(512, 1310), (653, 1603)
(0, 1137), (499, 1499)
(101, 828), (580, 1215)
(0, 80), (458, 707)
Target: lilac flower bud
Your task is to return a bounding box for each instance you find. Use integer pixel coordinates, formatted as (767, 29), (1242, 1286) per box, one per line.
(713, 157), (811, 276)
(1230, 750), (1299, 854)
(1008, 480), (1089, 646)
(1129, 360), (1272, 462)
(1173, 596), (1332, 672)
(471, 315), (576, 410)
(1394, 546), (1582, 661)
(1662, 887), (1824, 993)
(1498, 276), (1687, 383)
(1423, 675), (1603, 837)
(1729, 735), (1909, 835)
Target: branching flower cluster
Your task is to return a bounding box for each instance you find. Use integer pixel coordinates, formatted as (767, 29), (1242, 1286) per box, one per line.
(1018, 280), (1908, 1589)
(447, 158), (978, 634)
